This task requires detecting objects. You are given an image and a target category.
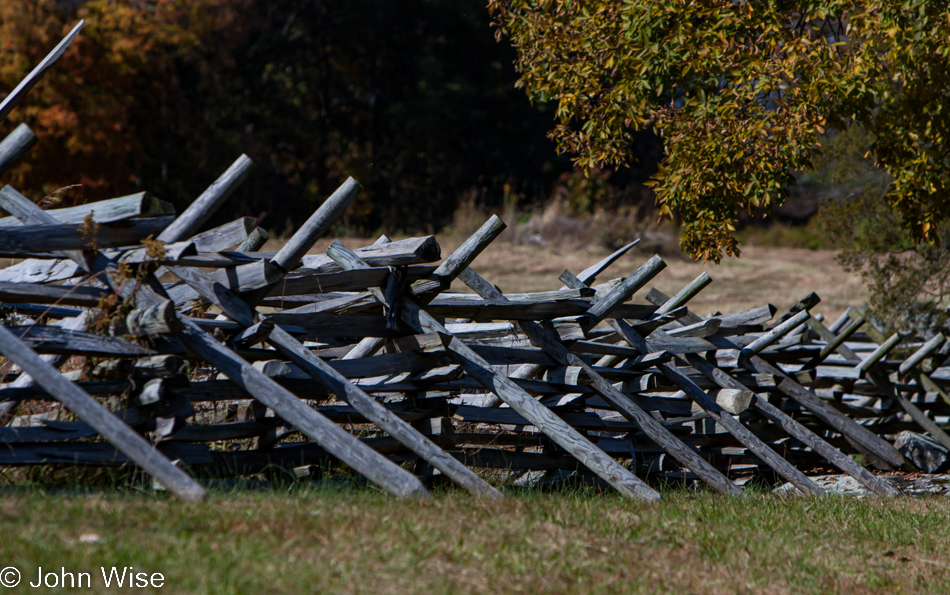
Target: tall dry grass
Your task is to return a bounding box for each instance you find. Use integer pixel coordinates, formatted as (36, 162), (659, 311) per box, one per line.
(446, 189), (681, 257)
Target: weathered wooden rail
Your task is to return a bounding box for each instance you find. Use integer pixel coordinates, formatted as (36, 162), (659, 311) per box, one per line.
(2, 23), (950, 501)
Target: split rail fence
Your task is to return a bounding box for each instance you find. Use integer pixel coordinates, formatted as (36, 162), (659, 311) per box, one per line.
(1, 23), (948, 501)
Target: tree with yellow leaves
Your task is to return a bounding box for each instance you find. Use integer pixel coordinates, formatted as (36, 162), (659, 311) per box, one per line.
(489, 1), (950, 265)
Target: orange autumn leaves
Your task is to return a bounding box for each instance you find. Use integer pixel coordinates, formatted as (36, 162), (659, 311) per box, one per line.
(0, 0), (239, 203)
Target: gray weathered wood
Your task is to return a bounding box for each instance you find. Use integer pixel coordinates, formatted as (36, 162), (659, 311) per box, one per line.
(175, 317), (429, 498)
(0, 192), (173, 227)
(412, 216), (506, 296)
(846, 307), (887, 343)
(570, 272), (820, 490)
(0, 242), (192, 264)
(263, 266), (438, 297)
(0, 180), (186, 364)
(326, 241), (661, 501)
(607, 317), (823, 496)
(138, 378), (165, 406)
(189, 217), (256, 252)
(157, 155), (254, 243)
(0, 184), (88, 267)
(868, 370), (950, 452)
(0, 323), (206, 501)
(438, 288), (596, 302)
(168, 262), (499, 497)
(664, 318), (721, 338)
(825, 309), (851, 334)
(168, 259), (285, 307)
(203, 179), (363, 312)
(271, 177), (361, 273)
(899, 333), (946, 377)
(0, 123), (37, 177)
(110, 241), (196, 265)
(701, 388), (754, 415)
(213, 259), (285, 293)
(426, 298), (642, 321)
(814, 317), (950, 456)
(7, 315), (88, 391)
(774, 292), (821, 326)
(655, 273), (712, 315)
(582, 255), (666, 330)
(294, 236), (441, 275)
(644, 289), (907, 470)
(821, 323), (865, 362)
(806, 314), (864, 365)
(683, 352), (899, 497)
(856, 333), (902, 377)
(775, 376), (905, 469)
(0, 21), (84, 122)
(268, 326), (500, 497)
(0, 281), (107, 307)
(126, 301), (182, 337)
(6, 325), (164, 356)
(1, 304), (81, 319)
(0, 258), (83, 284)
(741, 310), (811, 357)
(230, 320), (275, 347)
(384, 266), (406, 331)
(0, 214), (174, 254)
(134, 355), (184, 378)
(248, 312), (402, 338)
(343, 336), (388, 360)
(715, 305), (778, 329)
(443, 320), (590, 343)
(0, 185), (173, 400)
(270, 293), (377, 316)
(237, 227), (269, 252)
(564, 239), (640, 288)
(458, 265), (743, 495)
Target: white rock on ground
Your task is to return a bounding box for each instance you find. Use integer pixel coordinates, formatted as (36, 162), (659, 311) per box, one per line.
(774, 474), (950, 497)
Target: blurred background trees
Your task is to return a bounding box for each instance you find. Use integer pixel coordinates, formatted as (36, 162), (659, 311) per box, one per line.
(0, 0), (587, 233)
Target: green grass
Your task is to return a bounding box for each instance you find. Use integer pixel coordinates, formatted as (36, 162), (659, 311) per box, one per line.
(1, 486), (948, 593)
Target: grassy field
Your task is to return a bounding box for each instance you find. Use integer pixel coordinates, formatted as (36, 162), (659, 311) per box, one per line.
(1, 487), (948, 594)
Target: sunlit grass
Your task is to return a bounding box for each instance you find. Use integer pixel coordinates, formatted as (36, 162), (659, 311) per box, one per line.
(1, 486), (948, 594)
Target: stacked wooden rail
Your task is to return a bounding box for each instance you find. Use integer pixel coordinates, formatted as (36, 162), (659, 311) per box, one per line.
(3, 23), (950, 501)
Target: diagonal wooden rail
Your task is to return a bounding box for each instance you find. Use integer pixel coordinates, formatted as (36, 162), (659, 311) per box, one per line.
(166, 264), (500, 498)
(0, 176), (430, 499)
(325, 240), (662, 501)
(457, 265), (744, 495)
(644, 287), (905, 495)
(641, 288), (907, 471)
(559, 270), (823, 495)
